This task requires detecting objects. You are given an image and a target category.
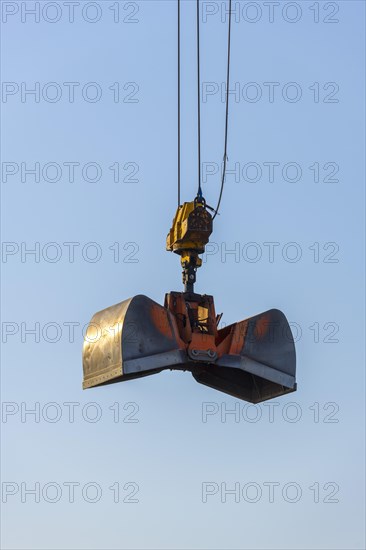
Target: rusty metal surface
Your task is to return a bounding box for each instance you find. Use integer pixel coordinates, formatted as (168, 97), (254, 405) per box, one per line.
(83, 294), (296, 403)
(193, 309), (296, 403)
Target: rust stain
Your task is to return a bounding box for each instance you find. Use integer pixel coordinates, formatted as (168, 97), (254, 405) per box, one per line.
(254, 314), (270, 341)
(230, 320), (248, 355)
(150, 303), (172, 337)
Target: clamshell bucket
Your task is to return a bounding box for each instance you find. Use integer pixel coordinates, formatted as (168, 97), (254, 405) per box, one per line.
(83, 293), (296, 403)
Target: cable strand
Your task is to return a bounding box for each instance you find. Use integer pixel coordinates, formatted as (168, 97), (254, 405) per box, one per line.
(213, 0), (232, 219)
(196, 0), (202, 199)
(178, 0), (181, 206)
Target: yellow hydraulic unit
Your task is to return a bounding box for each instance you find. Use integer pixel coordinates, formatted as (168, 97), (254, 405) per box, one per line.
(166, 197), (212, 292)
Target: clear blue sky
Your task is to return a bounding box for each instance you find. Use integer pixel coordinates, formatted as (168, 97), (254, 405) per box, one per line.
(1, 1), (365, 549)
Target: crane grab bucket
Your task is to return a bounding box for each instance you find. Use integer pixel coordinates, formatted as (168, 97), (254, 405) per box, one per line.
(82, 293), (296, 403)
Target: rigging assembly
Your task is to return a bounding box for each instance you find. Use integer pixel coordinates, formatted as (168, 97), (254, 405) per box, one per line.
(82, 0), (296, 403)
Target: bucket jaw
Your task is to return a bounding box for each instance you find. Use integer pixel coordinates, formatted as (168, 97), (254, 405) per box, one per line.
(83, 295), (187, 389)
(192, 308), (296, 403)
(83, 293), (296, 403)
